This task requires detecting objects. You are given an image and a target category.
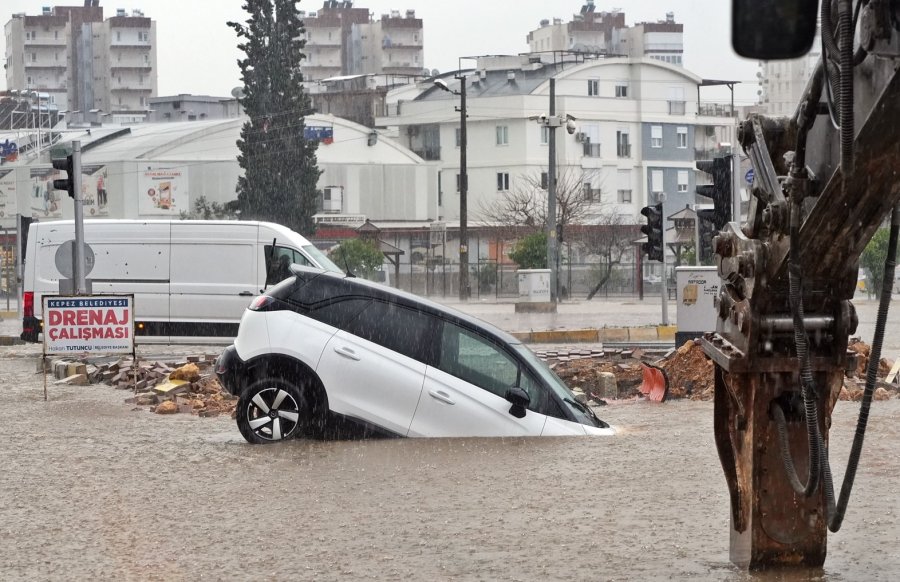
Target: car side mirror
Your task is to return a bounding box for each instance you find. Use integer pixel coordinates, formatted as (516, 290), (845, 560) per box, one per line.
(732, 0), (819, 59)
(505, 386), (530, 419)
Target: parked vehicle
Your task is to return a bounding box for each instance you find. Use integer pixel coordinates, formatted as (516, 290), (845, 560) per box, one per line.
(216, 265), (615, 442)
(21, 219), (342, 344)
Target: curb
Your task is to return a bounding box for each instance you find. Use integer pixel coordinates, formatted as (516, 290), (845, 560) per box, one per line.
(512, 325), (678, 344)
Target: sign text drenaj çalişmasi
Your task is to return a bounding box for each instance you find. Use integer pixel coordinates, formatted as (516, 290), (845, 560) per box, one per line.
(43, 296), (134, 355)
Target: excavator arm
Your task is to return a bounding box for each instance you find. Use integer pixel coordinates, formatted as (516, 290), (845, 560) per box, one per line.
(703, 0), (900, 569)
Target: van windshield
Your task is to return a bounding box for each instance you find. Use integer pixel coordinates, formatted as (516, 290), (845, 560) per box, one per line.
(301, 244), (343, 274)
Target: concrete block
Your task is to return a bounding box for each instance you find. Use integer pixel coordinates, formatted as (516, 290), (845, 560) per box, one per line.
(629, 327), (659, 342)
(54, 374), (88, 386)
(598, 372), (618, 399)
(598, 328), (629, 343)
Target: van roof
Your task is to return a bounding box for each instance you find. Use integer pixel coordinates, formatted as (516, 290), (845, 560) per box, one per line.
(34, 219), (312, 242)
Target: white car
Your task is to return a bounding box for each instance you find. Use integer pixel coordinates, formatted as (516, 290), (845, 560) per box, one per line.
(216, 266), (614, 443)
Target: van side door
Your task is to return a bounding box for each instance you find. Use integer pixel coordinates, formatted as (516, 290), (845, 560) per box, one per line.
(169, 222), (258, 339)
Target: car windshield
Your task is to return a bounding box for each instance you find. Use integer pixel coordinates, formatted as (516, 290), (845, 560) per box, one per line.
(513, 344), (600, 427)
(301, 244), (343, 274)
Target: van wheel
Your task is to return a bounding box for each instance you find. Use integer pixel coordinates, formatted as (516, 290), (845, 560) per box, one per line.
(236, 378), (310, 444)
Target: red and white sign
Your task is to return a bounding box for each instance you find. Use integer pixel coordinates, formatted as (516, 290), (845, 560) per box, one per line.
(43, 295), (134, 355)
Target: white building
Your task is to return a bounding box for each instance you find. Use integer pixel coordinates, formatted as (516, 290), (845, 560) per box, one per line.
(1, 114), (438, 231)
(526, 3), (684, 67)
(301, 1), (425, 82)
(757, 25), (821, 115)
(376, 55), (736, 232)
(4, 6), (157, 122)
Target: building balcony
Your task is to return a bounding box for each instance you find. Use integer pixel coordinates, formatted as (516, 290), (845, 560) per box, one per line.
(110, 64), (153, 72)
(383, 41), (423, 49)
(23, 39), (67, 47)
(698, 102), (736, 118)
(110, 85), (153, 92)
(412, 145), (441, 161)
(582, 143), (601, 158)
(24, 63), (67, 70)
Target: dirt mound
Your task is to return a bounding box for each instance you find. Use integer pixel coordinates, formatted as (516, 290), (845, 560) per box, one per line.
(550, 339), (898, 402)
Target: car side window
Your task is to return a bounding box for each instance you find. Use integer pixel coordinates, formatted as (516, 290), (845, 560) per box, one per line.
(437, 322), (519, 400)
(344, 300), (436, 363)
(308, 298), (372, 329)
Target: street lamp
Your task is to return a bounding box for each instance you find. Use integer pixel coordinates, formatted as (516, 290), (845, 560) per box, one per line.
(433, 75), (469, 300)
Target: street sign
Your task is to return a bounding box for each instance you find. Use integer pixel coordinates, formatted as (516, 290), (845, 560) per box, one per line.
(745, 168), (755, 184)
(55, 240), (95, 279)
(42, 295), (134, 355)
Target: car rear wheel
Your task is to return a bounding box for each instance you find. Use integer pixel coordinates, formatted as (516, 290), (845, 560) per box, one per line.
(237, 378), (310, 444)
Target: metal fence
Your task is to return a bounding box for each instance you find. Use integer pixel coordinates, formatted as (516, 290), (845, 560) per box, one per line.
(384, 259), (678, 300)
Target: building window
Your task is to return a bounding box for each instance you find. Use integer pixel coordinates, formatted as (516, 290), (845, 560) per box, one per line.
(31, 52), (37, 62)
(651, 170), (664, 199)
(495, 125), (508, 146)
(651, 125), (662, 148)
(588, 79), (599, 96)
(455, 127), (461, 148)
(497, 172), (510, 191)
(615, 82), (628, 98)
(677, 170), (689, 192)
(139, 75), (144, 85)
(617, 189), (632, 204)
(540, 125), (549, 145)
(676, 126), (688, 148)
(616, 131), (631, 158)
(139, 31), (149, 42)
(140, 96), (147, 107)
(144, 54), (149, 64)
(116, 31), (121, 42)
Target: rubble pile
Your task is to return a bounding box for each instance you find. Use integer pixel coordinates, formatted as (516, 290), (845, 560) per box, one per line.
(44, 354), (238, 417)
(549, 339), (899, 402)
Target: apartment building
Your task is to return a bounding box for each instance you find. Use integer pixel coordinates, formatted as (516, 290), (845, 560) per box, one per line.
(301, 1), (424, 82)
(526, 1), (684, 67)
(4, 5), (157, 121)
(757, 25), (821, 116)
(376, 55), (735, 235)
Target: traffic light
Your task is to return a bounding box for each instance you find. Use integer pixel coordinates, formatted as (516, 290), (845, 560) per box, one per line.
(52, 155), (75, 198)
(697, 208), (717, 264)
(641, 203), (664, 262)
(695, 156), (732, 230)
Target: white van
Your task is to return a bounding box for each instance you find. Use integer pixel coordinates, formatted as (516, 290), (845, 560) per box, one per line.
(21, 219), (343, 344)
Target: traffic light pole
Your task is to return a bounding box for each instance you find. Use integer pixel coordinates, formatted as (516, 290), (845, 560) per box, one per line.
(547, 78), (558, 303)
(660, 227), (669, 325)
(72, 141), (86, 294)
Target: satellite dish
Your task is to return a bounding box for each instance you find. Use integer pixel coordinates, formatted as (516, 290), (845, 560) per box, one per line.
(431, 69), (439, 77)
(231, 86), (245, 99)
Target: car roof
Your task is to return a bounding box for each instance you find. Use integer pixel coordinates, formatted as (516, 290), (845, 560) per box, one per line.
(289, 265), (524, 347)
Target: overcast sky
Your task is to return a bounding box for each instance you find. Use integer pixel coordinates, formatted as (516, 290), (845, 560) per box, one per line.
(2, 1), (760, 104)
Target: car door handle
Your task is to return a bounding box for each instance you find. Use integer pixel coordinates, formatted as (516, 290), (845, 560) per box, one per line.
(333, 346), (360, 361)
(238, 291), (254, 296)
(428, 390), (455, 405)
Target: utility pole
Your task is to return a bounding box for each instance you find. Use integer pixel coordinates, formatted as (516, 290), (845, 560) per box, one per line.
(458, 75), (469, 301)
(547, 78), (558, 302)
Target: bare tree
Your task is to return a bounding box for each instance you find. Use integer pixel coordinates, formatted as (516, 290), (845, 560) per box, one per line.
(578, 213), (640, 300)
(478, 166), (598, 245)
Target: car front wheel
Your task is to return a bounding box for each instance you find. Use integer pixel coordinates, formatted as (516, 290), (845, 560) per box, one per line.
(237, 378), (309, 444)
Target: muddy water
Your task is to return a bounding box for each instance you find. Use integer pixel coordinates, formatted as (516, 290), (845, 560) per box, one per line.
(1, 349), (898, 581)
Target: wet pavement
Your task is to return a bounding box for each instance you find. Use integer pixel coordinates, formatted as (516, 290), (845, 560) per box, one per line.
(1, 342), (898, 580)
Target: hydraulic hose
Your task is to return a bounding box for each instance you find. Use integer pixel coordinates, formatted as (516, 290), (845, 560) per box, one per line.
(775, 199), (824, 497)
(824, 204), (900, 531)
(839, 0), (854, 178)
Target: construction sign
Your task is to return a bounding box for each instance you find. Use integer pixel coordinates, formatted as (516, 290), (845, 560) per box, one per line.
(42, 295), (134, 356)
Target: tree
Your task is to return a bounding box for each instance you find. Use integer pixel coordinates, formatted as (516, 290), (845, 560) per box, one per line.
(580, 214), (640, 301)
(508, 231), (548, 269)
(227, 0), (321, 235)
(478, 166), (597, 244)
(330, 238), (384, 279)
(860, 228), (899, 299)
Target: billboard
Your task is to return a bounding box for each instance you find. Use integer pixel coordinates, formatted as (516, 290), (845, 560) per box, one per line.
(80, 165), (110, 217)
(138, 166), (189, 215)
(0, 168), (16, 222)
(30, 167), (64, 218)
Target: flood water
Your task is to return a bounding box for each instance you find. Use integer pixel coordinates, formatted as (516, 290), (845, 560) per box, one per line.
(1, 349), (898, 581)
